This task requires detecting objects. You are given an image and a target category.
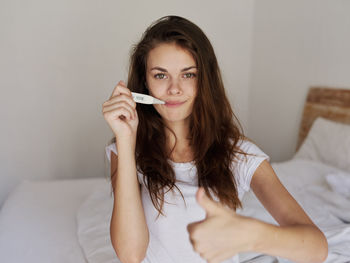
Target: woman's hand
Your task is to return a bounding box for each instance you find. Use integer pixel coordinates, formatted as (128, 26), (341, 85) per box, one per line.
(102, 81), (139, 144)
(187, 188), (260, 263)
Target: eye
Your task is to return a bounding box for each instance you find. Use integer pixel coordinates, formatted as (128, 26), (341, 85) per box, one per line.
(154, 73), (167, 79)
(183, 72), (196, 79)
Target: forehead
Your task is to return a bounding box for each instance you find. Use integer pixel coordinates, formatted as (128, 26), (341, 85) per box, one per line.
(146, 43), (196, 69)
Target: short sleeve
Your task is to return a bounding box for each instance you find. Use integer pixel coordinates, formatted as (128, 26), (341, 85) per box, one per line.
(105, 143), (118, 162)
(234, 140), (270, 193)
(105, 142), (143, 184)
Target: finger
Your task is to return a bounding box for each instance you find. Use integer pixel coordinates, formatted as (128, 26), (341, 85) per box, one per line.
(110, 80), (131, 99)
(103, 94), (136, 109)
(196, 187), (221, 217)
(206, 248), (225, 263)
(187, 222), (195, 234)
(187, 219), (206, 236)
(110, 80), (124, 98)
(207, 258), (221, 263)
(187, 222), (198, 244)
(187, 222), (203, 248)
(198, 247), (219, 262)
(103, 107), (133, 122)
(103, 102), (136, 120)
(211, 250), (237, 263)
(134, 107), (139, 119)
(103, 106), (134, 121)
(195, 241), (212, 255)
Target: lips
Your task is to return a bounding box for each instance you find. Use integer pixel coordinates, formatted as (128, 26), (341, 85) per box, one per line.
(165, 101), (186, 107)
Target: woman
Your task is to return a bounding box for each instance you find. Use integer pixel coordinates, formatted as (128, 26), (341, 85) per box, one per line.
(102, 16), (327, 263)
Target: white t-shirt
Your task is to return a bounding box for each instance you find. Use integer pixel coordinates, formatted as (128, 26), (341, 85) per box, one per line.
(105, 139), (270, 263)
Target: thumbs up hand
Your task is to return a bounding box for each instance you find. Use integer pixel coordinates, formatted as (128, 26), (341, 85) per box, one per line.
(187, 188), (260, 263)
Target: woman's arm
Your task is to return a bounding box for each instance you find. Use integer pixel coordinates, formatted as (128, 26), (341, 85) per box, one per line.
(187, 160), (328, 263)
(251, 160), (328, 262)
(110, 141), (149, 263)
(249, 160), (328, 262)
(103, 81), (148, 263)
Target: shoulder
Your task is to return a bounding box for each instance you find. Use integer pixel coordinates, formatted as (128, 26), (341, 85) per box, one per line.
(235, 138), (270, 161)
(232, 138), (270, 193)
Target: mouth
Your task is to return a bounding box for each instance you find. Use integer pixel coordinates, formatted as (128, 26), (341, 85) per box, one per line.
(164, 101), (186, 107)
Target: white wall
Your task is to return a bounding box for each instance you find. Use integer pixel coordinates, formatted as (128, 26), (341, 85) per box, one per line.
(0, 0), (255, 206)
(247, 0), (350, 162)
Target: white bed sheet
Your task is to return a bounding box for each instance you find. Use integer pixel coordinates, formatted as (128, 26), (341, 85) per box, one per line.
(0, 177), (107, 263)
(76, 159), (350, 263)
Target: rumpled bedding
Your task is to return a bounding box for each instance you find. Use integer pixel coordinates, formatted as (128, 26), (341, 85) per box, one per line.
(77, 158), (350, 263)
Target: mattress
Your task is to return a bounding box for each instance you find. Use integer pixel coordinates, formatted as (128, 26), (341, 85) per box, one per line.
(0, 177), (107, 263)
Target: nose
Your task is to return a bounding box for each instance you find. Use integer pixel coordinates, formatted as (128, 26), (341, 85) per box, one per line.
(167, 80), (182, 95)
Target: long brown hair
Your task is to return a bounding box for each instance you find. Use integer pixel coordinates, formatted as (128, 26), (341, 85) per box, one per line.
(110, 16), (249, 215)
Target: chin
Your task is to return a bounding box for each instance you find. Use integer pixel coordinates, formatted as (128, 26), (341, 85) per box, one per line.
(154, 106), (192, 123)
(162, 114), (191, 123)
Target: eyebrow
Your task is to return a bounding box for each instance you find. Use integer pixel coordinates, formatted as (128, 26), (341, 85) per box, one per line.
(150, 66), (197, 72)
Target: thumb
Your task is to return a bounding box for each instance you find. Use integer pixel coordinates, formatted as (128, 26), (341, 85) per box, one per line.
(196, 187), (221, 217)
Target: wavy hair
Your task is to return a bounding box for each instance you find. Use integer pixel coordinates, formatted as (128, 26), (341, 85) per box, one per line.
(110, 16), (249, 215)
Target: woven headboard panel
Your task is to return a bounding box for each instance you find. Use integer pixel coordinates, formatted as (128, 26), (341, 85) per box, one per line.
(296, 86), (350, 152)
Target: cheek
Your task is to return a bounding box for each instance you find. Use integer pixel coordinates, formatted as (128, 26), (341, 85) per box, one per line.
(187, 84), (197, 99)
(147, 81), (166, 97)
(150, 88), (164, 98)
(184, 79), (197, 94)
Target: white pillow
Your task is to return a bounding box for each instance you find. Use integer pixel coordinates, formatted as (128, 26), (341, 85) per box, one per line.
(294, 117), (350, 173)
(76, 182), (121, 263)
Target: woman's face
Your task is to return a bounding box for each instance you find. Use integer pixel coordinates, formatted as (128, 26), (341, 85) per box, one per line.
(146, 42), (197, 125)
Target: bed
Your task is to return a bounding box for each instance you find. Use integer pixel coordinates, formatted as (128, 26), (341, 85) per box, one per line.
(0, 87), (349, 263)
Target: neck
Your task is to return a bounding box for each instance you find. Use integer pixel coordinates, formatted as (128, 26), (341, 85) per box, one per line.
(165, 120), (190, 148)
(164, 120), (193, 162)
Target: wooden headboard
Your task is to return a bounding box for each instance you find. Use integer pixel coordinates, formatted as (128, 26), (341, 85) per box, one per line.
(296, 86), (350, 151)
